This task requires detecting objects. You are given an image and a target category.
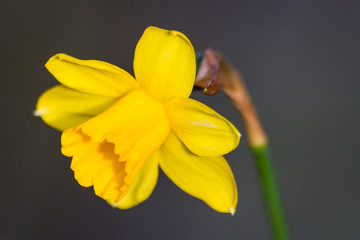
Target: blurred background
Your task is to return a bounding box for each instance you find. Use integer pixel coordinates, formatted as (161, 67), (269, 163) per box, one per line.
(1, 0), (359, 239)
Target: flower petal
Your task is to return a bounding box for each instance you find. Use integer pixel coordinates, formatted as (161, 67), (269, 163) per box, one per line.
(133, 26), (196, 101)
(158, 133), (238, 214)
(62, 129), (127, 202)
(46, 53), (139, 97)
(61, 89), (170, 202)
(108, 154), (158, 209)
(35, 85), (117, 131)
(165, 97), (240, 156)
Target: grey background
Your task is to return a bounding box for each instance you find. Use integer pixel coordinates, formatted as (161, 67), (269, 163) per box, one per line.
(1, 0), (359, 239)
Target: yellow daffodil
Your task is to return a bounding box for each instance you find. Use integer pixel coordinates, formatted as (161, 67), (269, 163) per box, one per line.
(35, 27), (240, 214)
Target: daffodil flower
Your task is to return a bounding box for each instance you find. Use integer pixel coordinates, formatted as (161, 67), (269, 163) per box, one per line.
(35, 27), (240, 214)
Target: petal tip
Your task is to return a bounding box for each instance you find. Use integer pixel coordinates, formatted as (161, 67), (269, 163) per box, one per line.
(229, 206), (236, 216)
(107, 200), (118, 208)
(45, 53), (71, 71)
(236, 131), (241, 145)
(145, 26), (192, 46)
(33, 108), (45, 117)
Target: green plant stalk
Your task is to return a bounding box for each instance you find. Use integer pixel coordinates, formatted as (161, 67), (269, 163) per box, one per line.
(194, 50), (290, 240)
(252, 145), (290, 240)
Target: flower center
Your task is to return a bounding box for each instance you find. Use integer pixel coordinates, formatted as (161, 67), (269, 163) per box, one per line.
(61, 89), (170, 202)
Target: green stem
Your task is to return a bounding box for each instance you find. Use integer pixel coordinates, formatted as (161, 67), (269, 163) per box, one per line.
(194, 50), (290, 239)
(251, 145), (290, 240)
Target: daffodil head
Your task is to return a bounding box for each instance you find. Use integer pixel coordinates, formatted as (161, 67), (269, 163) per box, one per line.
(36, 26), (240, 214)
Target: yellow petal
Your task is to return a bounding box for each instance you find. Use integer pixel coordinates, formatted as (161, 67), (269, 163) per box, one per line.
(108, 153), (158, 209)
(61, 89), (170, 202)
(62, 129), (127, 201)
(158, 133), (238, 214)
(165, 97), (241, 157)
(133, 26), (196, 101)
(35, 85), (117, 131)
(46, 53), (139, 97)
